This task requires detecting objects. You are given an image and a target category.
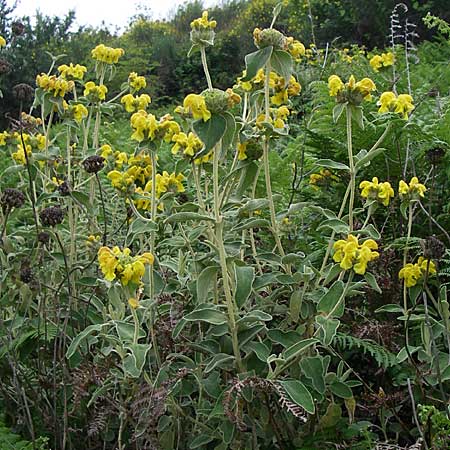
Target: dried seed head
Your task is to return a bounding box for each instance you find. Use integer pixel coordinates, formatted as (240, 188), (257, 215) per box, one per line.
(13, 83), (34, 102)
(37, 231), (50, 245)
(11, 21), (25, 36)
(57, 180), (71, 196)
(39, 205), (64, 227)
(1, 188), (25, 212)
(20, 265), (34, 284)
(426, 147), (445, 165)
(82, 155), (105, 174)
(0, 58), (12, 75)
(422, 236), (445, 261)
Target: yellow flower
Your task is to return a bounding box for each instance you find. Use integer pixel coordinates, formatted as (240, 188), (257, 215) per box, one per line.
(398, 177), (426, 200)
(0, 36), (6, 47)
(98, 246), (154, 285)
(328, 75), (344, 97)
(237, 142), (247, 160)
(182, 94), (211, 121)
(287, 38), (306, 61)
(0, 131), (10, 145)
(333, 235), (379, 274)
(91, 44), (124, 64)
(36, 73), (74, 97)
(100, 144), (113, 159)
(381, 52), (395, 67)
(190, 11), (217, 30)
(84, 81), (108, 101)
(359, 177), (394, 206)
(121, 93), (151, 113)
(399, 256), (436, 287)
(369, 55), (383, 72)
(355, 77), (376, 101)
(128, 72), (146, 92)
(128, 297), (139, 309)
(377, 91), (396, 114)
(58, 63), (87, 80)
(394, 94), (414, 119)
(171, 131), (203, 157)
(378, 92), (414, 119)
(70, 104), (88, 123)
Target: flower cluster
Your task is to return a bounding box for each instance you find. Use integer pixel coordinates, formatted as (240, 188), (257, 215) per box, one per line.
(98, 246), (154, 286)
(398, 177), (426, 201)
(236, 139), (263, 161)
(130, 111), (180, 144)
(107, 151), (153, 190)
(171, 131), (204, 159)
(328, 74), (376, 104)
(0, 36), (6, 47)
(359, 177), (394, 206)
(84, 81), (108, 102)
(309, 169), (340, 189)
(253, 27), (286, 50)
(176, 94), (211, 121)
(36, 73), (75, 97)
(235, 69), (301, 106)
(91, 44), (124, 64)
(121, 94), (151, 113)
(58, 63), (87, 80)
(128, 72), (146, 92)
(399, 256), (436, 287)
(134, 171), (185, 211)
(69, 104), (88, 123)
(190, 11), (217, 30)
(190, 11), (217, 46)
(256, 105), (291, 129)
(377, 92), (414, 119)
(286, 37), (306, 62)
(333, 235), (379, 275)
(369, 52), (395, 72)
(11, 133), (47, 165)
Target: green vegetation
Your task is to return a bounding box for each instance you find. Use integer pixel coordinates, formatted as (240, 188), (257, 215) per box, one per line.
(0, 1), (450, 449)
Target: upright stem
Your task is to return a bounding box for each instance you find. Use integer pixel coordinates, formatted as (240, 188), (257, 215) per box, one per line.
(149, 151), (161, 368)
(402, 204), (413, 312)
(200, 46), (213, 91)
(213, 144), (243, 371)
(346, 106), (356, 232)
(263, 63), (287, 262)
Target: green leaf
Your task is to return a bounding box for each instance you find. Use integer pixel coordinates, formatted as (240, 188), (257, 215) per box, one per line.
(357, 224), (381, 240)
(355, 147), (387, 170)
(350, 105), (364, 129)
(242, 46), (273, 81)
(315, 316), (340, 346)
(128, 218), (158, 236)
(197, 266), (219, 304)
(246, 341), (270, 362)
(238, 310), (272, 323)
(364, 272), (382, 294)
(270, 50), (293, 86)
(193, 113), (227, 152)
(375, 304), (404, 314)
(318, 219), (349, 234)
(283, 338), (319, 361)
(165, 212), (215, 223)
(289, 290), (302, 323)
(205, 353), (235, 373)
(184, 306), (227, 325)
(234, 264), (255, 308)
(300, 356), (326, 394)
(314, 159), (350, 171)
(332, 103), (346, 123)
(189, 434), (215, 449)
(123, 343), (150, 378)
(232, 218), (271, 231)
(279, 380), (315, 414)
(115, 321), (146, 343)
(222, 111), (236, 150)
(329, 381), (353, 399)
(317, 281), (345, 318)
(70, 190), (91, 209)
(66, 324), (104, 359)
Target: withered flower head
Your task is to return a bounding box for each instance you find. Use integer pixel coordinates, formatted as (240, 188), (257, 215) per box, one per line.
(82, 155), (105, 174)
(39, 205), (64, 227)
(1, 188), (25, 213)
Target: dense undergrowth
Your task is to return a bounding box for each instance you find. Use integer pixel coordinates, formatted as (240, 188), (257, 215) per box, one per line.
(1, 2), (450, 450)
